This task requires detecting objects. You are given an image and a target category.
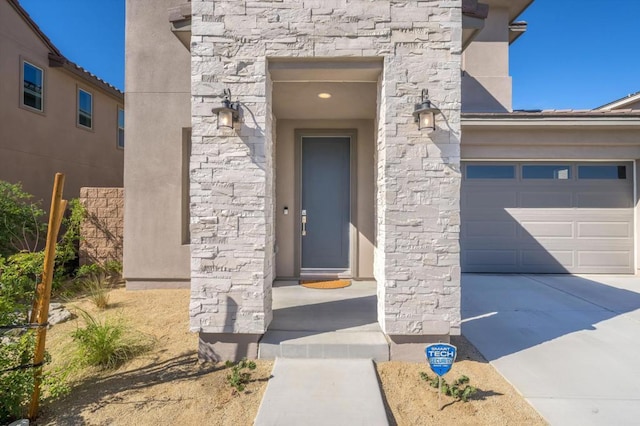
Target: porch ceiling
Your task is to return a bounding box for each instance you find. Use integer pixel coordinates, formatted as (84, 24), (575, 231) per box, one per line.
(270, 59), (381, 120)
(272, 82), (377, 120)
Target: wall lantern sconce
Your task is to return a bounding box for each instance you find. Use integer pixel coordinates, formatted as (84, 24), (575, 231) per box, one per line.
(212, 88), (240, 129)
(413, 89), (438, 131)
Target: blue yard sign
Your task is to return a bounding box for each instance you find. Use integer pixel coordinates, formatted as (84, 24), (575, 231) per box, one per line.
(425, 343), (457, 377)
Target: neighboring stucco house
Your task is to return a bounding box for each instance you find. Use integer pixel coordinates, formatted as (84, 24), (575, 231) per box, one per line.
(1, 0), (124, 204)
(123, 0), (640, 360)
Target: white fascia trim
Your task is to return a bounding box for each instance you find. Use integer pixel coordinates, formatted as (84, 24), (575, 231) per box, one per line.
(461, 117), (640, 127)
(596, 93), (640, 111)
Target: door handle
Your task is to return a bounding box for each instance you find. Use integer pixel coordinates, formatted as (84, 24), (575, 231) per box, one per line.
(301, 210), (307, 236)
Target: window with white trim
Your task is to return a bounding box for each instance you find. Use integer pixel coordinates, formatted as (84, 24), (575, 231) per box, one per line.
(22, 61), (43, 111)
(117, 108), (125, 148)
(78, 88), (93, 129)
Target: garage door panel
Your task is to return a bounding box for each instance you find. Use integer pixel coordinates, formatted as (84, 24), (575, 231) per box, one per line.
(461, 161), (634, 274)
(464, 221), (517, 238)
(575, 192), (632, 208)
(517, 239), (583, 250)
(519, 221), (574, 238)
(521, 250), (574, 268)
(463, 191), (517, 209)
(577, 222), (631, 239)
(464, 250), (517, 267)
(519, 192), (573, 208)
(578, 251), (632, 268)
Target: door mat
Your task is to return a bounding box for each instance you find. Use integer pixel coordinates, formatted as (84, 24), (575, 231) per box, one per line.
(300, 279), (351, 289)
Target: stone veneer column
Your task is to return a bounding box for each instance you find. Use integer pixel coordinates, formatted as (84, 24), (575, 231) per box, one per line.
(376, 3), (462, 361)
(189, 1), (275, 361)
(189, 0), (461, 361)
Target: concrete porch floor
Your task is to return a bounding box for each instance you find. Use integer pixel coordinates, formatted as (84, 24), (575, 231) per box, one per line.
(259, 280), (390, 361)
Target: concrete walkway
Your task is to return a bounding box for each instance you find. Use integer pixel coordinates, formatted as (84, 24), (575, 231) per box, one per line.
(254, 358), (389, 426)
(462, 274), (640, 425)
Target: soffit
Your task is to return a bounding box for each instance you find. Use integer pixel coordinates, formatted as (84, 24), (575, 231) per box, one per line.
(483, 0), (534, 22)
(272, 82), (377, 120)
(270, 60), (381, 120)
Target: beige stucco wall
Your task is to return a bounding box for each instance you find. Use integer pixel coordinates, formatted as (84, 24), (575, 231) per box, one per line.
(0, 1), (123, 205)
(275, 119), (376, 279)
(123, 0), (191, 287)
(461, 125), (640, 159)
(462, 6), (512, 112)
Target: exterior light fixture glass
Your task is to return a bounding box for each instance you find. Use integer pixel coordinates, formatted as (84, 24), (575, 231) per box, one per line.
(413, 89), (438, 131)
(318, 92), (332, 99)
(211, 88), (240, 129)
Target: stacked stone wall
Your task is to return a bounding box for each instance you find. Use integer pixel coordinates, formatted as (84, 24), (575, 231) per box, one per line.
(190, 0), (461, 336)
(79, 188), (124, 266)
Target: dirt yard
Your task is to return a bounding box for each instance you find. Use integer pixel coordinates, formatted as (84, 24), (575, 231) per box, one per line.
(35, 288), (545, 425)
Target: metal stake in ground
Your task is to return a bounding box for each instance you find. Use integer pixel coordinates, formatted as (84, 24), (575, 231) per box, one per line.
(425, 343), (457, 411)
(28, 173), (67, 420)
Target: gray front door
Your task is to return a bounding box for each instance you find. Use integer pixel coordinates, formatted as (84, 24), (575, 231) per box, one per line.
(301, 136), (350, 272)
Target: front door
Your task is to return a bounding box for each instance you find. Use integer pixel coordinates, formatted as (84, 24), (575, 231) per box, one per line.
(301, 136), (351, 276)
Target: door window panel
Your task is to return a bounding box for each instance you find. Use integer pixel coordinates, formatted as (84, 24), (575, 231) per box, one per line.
(522, 165), (571, 180)
(578, 165), (627, 180)
(466, 165), (515, 179)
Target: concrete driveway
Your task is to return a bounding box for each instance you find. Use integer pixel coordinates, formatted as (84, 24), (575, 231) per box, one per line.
(462, 274), (640, 426)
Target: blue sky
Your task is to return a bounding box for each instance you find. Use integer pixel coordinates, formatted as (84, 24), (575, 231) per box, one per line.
(20, 0), (125, 91)
(18, 0), (639, 110)
(511, 0), (640, 110)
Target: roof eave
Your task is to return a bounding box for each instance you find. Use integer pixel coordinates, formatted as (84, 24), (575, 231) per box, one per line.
(169, 3), (192, 51)
(49, 54), (123, 101)
(595, 93), (640, 111)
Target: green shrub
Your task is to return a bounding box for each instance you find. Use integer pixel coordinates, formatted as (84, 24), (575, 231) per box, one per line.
(76, 263), (102, 278)
(55, 199), (86, 276)
(0, 251), (45, 331)
(0, 332), (71, 423)
(71, 311), (153, 369)
(0, 332), (36, 422)
(0, 183), (83, 422)
(0, 180), (45, 257)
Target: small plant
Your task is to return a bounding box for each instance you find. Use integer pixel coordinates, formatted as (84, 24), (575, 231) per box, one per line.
(71, 311), (153, 369)
(420, 372), (478, 402)
(103, 261), (123, 287)
(225, 359), (257, 393)
(77, 260), (123, 287)
(76, 263), (103, 278)
(81, 272), (111, 309)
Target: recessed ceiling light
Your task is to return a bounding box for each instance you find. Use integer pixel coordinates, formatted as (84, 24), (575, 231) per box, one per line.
(317, 93), (332, 99)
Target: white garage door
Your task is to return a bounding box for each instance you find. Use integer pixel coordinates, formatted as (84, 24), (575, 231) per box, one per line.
(461, 162), (634, 273)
